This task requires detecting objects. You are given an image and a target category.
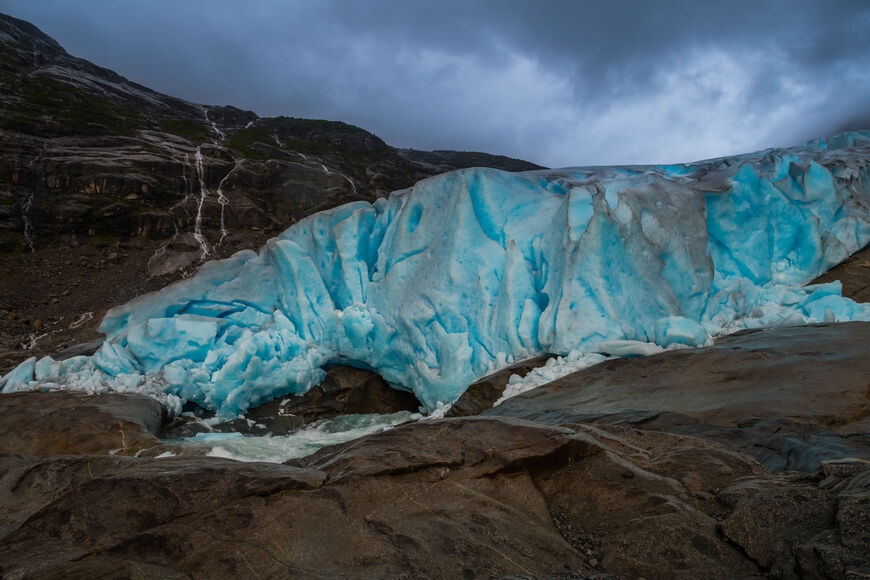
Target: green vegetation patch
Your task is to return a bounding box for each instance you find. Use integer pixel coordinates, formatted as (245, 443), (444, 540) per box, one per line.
(159, 119), (211, 143)
(225, 126), (274, 159)
(11, 75), (147, 135)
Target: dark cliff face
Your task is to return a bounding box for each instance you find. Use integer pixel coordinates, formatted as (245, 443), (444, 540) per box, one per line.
(0, 12), (431, 256)
(0, 12), (542, 372)
(0, 13), (542, 257)
(397, 148), (544, 173)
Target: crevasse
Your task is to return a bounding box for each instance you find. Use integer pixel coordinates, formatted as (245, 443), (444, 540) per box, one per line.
(4, 131), (870, 416)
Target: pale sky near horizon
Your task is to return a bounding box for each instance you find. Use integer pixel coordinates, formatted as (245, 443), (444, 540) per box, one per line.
(2, 0), (869, 168)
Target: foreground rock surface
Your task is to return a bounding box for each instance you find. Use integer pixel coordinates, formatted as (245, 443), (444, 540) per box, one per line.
(0, 391), (164, 456)
(1, 322), (868, 578)
(488, 322), (870, 473)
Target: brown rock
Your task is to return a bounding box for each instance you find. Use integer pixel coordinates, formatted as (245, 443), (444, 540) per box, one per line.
(0, 386), (867, 578)
(0, 391), (164, 455)
(286, 416), (601, 481)
(490, 322), (870, 428)
(812, 245), (870, 303)
(488, 322), (870, 472)
(446, 354), (552, 417)
(0, 417), (763, 579)
(718, 465), (870, 579)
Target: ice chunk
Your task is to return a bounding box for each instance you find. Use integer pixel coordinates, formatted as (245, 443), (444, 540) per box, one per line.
(494, 351), (611, 405)
(1, 357), (35, 390)
(598, 340), (667, 357)
(4, 131), (870, 416)
(654, 316), (709, 347)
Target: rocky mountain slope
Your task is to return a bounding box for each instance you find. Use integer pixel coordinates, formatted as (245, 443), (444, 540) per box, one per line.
(0, 13), (542, 373)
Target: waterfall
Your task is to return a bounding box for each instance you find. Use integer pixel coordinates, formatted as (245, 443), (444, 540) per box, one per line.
(193, 146), (211, 256)
(215, 158), (243, 247)
(203, 108), (225, 143)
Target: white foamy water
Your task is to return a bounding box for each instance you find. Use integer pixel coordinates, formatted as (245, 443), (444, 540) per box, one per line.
(170, 411), (420, 463)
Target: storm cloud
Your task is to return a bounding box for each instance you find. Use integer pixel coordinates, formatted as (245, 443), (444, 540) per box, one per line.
(1, 0), (868, 167)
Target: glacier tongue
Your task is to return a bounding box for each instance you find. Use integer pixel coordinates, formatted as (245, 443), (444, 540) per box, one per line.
(4, 132), (870, 416)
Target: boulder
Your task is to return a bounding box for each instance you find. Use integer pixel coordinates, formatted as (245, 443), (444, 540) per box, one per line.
(445, 354), (552, 417)
(0, 391), (164, 455)
(811, 245), (870, 303)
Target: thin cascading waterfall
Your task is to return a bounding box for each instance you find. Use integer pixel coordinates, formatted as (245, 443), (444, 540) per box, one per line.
(321, 162), (357, 193)
(169, 146), (194, 227)
(21, 189), (34, 253)
(21, 152), (42, 253)
(153, 142), (234, 268)
(163, 144), (194, 226)
(193, 146), (211, 256)
(203, 108), (225, 143)
(343, 174), (358, 193)
(177, 150), (196, 233)
(215, 158), (243, 247)
(149, 147), (196, 273)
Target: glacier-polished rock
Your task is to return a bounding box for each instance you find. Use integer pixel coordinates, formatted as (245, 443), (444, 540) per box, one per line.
(4, 132), (870, 416)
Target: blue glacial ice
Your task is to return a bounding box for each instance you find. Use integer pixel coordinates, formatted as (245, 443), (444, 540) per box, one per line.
(4, 131), (870, 416)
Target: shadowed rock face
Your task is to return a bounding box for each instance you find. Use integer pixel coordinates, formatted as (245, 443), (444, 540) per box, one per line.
(812, 246), (870, 303)
(446, 355), (552, 417)
(163, 365), (422, 438)
(1, 323), (869, 578)
(265, 365), (422, 423)
(487, 322), (870, 473)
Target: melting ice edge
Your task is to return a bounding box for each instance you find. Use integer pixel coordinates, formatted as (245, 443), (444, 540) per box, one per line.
(4, 131), (870, 417)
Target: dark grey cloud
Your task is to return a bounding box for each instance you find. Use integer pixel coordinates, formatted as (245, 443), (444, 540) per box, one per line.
(1, 0), (868, 167)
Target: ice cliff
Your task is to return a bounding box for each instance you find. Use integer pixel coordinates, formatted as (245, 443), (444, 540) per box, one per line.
(4, 132), (870, 416)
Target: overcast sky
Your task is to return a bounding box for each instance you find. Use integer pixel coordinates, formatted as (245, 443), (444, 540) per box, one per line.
(2, 0), (869, 167)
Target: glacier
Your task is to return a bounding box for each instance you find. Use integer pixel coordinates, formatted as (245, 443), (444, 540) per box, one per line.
(4, 131), (870, 417)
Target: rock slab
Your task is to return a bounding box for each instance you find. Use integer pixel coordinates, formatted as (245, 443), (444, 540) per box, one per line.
(0, 324), (868, 578)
